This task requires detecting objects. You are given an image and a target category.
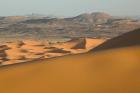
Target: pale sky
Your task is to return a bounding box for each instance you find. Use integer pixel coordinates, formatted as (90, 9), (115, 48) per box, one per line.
(0, 0), (140, 17)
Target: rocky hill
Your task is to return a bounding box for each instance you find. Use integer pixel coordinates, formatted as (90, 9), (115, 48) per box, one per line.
(0, 12), (140, 40)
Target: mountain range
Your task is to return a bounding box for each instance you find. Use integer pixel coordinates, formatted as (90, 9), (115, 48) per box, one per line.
(0, 12), (140, 40)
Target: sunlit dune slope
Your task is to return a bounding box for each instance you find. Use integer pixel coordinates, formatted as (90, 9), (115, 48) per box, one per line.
(0, 29), (140, 93)
(0, 46), (140, 93)
(91, 28), (140, 52)
(53, 38), (104, 51)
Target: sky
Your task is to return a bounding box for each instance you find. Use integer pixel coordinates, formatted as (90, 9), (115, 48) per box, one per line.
(0, 0), (140, 17)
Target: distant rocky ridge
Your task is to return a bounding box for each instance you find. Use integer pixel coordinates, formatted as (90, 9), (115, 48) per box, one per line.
(0, 12), (140, 40)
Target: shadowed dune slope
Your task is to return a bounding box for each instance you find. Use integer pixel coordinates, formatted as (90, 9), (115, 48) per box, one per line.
(91, 28), (140, 52)
(53, 38), (104, 51)
(0, 29), (140, 93)
(53, 38), (86, 49)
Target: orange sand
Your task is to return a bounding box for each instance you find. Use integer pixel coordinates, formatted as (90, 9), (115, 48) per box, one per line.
(0, 38), (104, 65)
(0, 46), (139, 93)
(0, 29), (140, 93)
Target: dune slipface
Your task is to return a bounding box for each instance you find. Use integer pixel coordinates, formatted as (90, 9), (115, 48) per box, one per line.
(91, 29), (140, 52)
(0, 29), (140, 93)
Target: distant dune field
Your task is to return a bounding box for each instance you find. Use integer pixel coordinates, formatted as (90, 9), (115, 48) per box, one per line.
(0, 38), (105, 65)
(0, 29), (140, 93)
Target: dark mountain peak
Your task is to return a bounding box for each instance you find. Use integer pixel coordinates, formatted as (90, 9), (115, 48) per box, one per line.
(76, 13), (92, 18)
(68, 12), (112, 23)
(91, 12), (111, 15)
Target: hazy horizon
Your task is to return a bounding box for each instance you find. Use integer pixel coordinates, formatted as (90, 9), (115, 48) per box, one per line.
(0, 0), (140, 17)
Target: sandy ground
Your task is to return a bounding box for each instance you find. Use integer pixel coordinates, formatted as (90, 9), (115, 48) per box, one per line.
(0, 29), (140, 93)
(0, 38), (105, 65)
(0, 46), (139, 93)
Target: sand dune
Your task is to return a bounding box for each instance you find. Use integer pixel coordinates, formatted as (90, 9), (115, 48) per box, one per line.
(53, 38), (87, 49)
(86, 38), (105, 50)
(0, 29), (140, 93)
(91, 29), (140, 52)
(53, 38), (104, 50)
(23, 40), (46, 46)
(0, 38), (104, 65)
(6, 41), (24, 48)
(53, 38), (105, 53)
(0, 46), (139, 93)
